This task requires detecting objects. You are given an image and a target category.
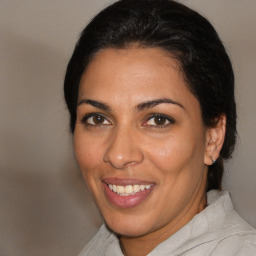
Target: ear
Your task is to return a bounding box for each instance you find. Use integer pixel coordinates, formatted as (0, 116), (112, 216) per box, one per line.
(204, 114), (226, 166)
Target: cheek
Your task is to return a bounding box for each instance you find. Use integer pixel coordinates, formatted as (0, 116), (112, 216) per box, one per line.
(73, 132), (103, 178)
(146, 133), (198, 175)
(73, 133), (107, 199)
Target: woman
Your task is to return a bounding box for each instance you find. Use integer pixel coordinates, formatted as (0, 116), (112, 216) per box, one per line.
(64, 0), (256, 255)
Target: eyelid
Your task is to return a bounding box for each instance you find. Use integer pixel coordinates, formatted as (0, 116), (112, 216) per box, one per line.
(80, 112), (112, 126)
(142, 113), (175, 127)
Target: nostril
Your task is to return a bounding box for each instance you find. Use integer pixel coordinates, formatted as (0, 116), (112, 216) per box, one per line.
(103, 157), (136, 169)
(103, 149), (144, 169)
(103, 129), (144, 169)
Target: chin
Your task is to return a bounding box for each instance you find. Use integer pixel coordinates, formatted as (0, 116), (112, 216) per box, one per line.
(103, 211), (154, 237)
(108, 223), (150, 237)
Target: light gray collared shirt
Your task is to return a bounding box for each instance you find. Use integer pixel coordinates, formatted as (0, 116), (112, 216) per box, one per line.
(78, 190), (256, 255)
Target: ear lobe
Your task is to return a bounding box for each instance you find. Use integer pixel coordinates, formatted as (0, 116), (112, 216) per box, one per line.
(204, 115), (226, 166)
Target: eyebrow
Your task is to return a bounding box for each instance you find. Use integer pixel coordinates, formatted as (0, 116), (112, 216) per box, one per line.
(77, 97), (184, 112)
(77, 99), (111, 111)
(136, 98), (184, 111)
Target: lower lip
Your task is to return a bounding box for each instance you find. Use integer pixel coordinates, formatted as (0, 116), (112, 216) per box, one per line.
(103, 183), (154, 208)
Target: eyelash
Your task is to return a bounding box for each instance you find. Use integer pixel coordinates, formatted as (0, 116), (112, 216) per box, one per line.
(143, 113), (175, 128)
(80, 113), (175, 128)
(81, 113), (112, 127)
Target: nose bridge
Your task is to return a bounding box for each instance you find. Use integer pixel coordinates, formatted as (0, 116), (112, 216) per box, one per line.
(103, 125), (144, 169)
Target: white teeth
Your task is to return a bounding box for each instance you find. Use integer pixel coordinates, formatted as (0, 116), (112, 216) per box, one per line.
(125, 185), (133, 194)
(116, 185), (124, 194)
(133, 185), (140, 193)
(108, 184), (153, 196)
(140, 185), (146, 191)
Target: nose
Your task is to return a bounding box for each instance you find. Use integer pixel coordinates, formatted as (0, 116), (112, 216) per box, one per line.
(103, 127), (144, 169)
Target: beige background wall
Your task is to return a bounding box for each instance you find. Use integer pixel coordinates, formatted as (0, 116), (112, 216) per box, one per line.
(0, 0), (255, 255)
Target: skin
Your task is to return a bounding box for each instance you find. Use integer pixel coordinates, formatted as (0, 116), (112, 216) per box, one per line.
(73, 47), (225, 256)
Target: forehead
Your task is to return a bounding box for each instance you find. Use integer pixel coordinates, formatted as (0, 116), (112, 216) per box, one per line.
(78, 47), (198, 111)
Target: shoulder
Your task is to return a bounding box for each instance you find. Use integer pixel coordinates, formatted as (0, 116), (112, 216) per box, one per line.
(233, 242), (256, 255)
(213, 211), (256, 255)
(77, 224), (123, 256)
(206, 190), (256, 255)
(180, 190), (256, 256)
(210, 231), (256, 255)
(77, 225), (109, 256)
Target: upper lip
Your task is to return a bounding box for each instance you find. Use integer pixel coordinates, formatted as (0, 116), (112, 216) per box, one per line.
(102, 177), (155, 186)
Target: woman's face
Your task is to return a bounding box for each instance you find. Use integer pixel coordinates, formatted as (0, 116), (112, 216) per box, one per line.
(74, 47), (210, 237)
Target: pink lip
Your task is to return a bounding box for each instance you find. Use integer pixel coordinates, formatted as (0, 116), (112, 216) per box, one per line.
(102, 178), (155, 208)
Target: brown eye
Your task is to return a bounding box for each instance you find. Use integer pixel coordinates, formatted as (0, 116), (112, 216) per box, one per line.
(153, 116), (167, 125)
(143, 114), (175, 127)
(93, 115), (105, 125)
(82, 113), (111, 126)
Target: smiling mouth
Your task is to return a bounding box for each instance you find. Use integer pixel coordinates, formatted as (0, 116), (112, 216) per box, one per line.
(108, 184), (153, 196)
(103, 179), (155, 208)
